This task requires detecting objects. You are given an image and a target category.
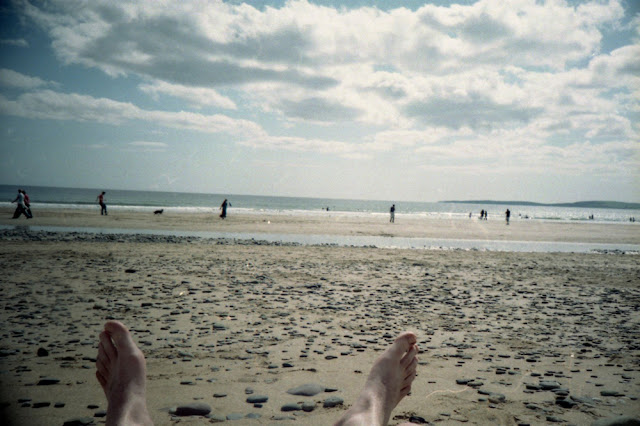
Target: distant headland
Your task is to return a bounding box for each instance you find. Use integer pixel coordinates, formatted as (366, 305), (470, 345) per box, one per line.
(440, 200), (640, 210)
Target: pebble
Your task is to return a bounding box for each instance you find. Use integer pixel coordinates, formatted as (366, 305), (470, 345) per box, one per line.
(302, 401), (316, 412)
(286, 383), (325, 396)
(281, 403), (302, 412)
(323, 396), (344, 408)
(600, 390), (625, 397)
(226, 413), (245, 420)
(246, 395), (268, 404)
(37, 377), (60, 386)
(175, 402), (211, 416)
(62, 418), (94, 426)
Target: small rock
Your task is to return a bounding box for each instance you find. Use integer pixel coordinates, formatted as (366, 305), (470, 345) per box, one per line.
(323, 396), (344, 408)
(281, 403), (302, 412)
(286, 383), (325, 396)
(246, 395), (268, 404)
(175, 403), (211, 416)
(600, 390), (625, 397)
(37, 377), (60, 386)
(37, 348), (49, 357)
(63, 418), (95, 426)
(301, 401), (316, 412)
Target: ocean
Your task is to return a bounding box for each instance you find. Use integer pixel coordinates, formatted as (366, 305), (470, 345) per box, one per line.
(0, 185), (640, 222)
(1, 184), (638, 223)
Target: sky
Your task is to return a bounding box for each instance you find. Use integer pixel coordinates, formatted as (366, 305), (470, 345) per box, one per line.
(0, 0), (638, 203)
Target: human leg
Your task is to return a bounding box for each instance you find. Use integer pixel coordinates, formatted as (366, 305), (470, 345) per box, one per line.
(335, 331), (419, 426)
(96, 320), (152, 426)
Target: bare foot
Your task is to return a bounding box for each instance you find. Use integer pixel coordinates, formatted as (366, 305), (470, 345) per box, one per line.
(335, 331), (419, 426)
(96, 321), (153, 426)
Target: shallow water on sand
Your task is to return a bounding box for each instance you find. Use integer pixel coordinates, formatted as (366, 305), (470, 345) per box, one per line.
(3, 224), (639, 253)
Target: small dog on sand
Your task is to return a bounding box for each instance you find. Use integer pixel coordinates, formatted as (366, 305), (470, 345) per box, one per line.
(154, 209), (164, 215)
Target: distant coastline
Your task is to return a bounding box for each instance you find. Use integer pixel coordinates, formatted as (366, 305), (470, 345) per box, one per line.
(440, 200), (640, 210)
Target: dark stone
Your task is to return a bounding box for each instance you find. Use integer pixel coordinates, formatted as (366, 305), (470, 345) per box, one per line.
(37, 348), (49, 357)
(323, 396), (344, 408)
(94, 409), (107, 417)
(600, 390), (625, 397)
(32, 402), (51, 408)
(286, 383), (325, 396)
(539, 381), (561, 390)
(301, 401), (316, 412)
(246, 395), (268, 404)
(37, 377), (60, 386)
(63, 418), (95, 426)
(281, 403), (302, 412)
(175, 403), (211, 416)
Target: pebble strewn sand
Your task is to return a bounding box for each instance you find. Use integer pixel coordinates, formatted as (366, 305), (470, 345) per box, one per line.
(0, 225), (639, 425)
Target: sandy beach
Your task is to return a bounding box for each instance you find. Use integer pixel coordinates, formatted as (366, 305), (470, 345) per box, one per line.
(1, 207), (639, 244)
(1, 210), (639, 425)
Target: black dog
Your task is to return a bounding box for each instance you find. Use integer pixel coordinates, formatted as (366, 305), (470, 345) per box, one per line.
(154, 209), (164, 215)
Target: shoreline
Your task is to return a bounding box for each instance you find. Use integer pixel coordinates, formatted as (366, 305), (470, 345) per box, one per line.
(2, 207), (639, 246)
(2, 226), (639, 254)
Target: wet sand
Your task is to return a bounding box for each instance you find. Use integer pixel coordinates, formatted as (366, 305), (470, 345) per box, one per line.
(0, 212), (639, 425)
(1, 207), (639, 244)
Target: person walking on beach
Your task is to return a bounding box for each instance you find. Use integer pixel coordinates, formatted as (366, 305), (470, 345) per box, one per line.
(97, 191), (107, 215)
(505, 208), (510, 225)
(220, 198), (230, 219)
(23, 189), (33, 218)
(11, 189), (31, 219)
(390, 204), (395, 223)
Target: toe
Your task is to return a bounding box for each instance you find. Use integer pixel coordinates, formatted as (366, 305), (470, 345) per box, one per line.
(99, 331), (117, 362)
(104, 321), (138, 354)
(390, 332), (417, 356)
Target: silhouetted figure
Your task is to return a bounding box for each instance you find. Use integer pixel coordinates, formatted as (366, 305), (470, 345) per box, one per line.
(390, 204), (395, 223)
(220, 198), (230, 219)
(480, 209), (484, 220)
(23, 189), (33, 218)
(97, 191), (107, 215)
(505, 208), (510, 225)
(11, 189), (31, 219)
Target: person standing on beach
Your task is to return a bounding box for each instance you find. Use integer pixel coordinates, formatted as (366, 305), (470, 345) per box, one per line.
(11, 189), (30, 219)
(390, 204), (395, 223)
(23, 189), (33, 218)
(505, 208), (510, 225)
(220, 198), (230, 219)
(97, 191), (107, 215)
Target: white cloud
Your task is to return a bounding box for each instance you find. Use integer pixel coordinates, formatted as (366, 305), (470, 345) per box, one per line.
(0, 90), (263, 138)
(0, 69), (51, 89)
(0, 38), (29, 47)
(10, 0), (640, 186)
(129, 141), (168, 148)
(139, 81), (237, 110)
